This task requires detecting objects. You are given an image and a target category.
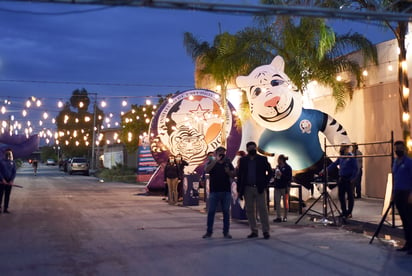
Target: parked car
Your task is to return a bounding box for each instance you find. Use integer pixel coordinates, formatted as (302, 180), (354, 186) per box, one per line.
(67, 157), (89, 176)
(46, 159), (56, 166)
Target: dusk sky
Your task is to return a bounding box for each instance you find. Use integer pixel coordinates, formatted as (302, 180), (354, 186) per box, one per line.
(0, 1), (395, 132)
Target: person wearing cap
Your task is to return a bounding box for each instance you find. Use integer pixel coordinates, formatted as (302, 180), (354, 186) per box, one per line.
(392, 140), (412, 254)
(237, 141), (273, 239)
(202, 146), (235, 239)
(0, 149), (16, 214)
(320, 144), (358, 219)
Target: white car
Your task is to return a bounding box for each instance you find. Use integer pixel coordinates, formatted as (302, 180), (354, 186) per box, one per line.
(67, 157), (89, 176)
(46, 159), (56, 166)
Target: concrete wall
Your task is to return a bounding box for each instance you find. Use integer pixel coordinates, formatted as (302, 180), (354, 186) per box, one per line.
(310, 38), (409, 198)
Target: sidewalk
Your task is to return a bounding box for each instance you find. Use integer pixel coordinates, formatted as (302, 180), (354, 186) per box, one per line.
(177, 189), (405, 247)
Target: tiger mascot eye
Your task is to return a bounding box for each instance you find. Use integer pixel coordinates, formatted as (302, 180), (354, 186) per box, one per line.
(169, 126), (208, 167)
(236, 56), (351, 188)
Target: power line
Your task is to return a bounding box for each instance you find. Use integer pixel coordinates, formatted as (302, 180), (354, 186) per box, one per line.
(0, 2), (115, 15)
(7, 0), (412, 22)
(0, 78), (193, 89)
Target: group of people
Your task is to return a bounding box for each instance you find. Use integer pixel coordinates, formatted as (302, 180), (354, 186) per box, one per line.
(163, 154), (188, 205)
(161, 140), (411, 254)
(203, 141), (292, 240)
(201, 141), (371, 241)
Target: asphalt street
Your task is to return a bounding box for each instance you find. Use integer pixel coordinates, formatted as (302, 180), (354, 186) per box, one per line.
(0, 163), (411, 276)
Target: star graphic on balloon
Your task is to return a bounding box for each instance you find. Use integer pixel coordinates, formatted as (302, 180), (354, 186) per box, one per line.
(189, 104), (210, 121)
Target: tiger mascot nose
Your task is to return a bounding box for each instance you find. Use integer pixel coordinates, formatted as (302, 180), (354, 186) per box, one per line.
(264, 96), (280, 108)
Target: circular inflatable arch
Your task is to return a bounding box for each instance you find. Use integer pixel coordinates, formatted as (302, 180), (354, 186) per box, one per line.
(146, 89), (242, 190)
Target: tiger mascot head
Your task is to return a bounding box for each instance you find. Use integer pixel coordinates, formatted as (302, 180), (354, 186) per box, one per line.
(236, 56), (303, 131)
(169, 125), (208, 166)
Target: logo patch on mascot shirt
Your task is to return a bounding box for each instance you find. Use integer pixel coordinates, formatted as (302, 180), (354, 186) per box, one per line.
(299, 119), (312, 134)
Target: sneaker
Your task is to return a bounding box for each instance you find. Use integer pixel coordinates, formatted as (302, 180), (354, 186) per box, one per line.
(263, 232), (270, 239)
(223, 233), (232, 239)
(397, 246), (410, 252)
(273, 218), (282, 223)
(346, 214), (352, 219)
(3, 210), (10, 214)
(202, 232), (212, 239)
(282, 217), (287, 222)
(247, 232), (258, 238)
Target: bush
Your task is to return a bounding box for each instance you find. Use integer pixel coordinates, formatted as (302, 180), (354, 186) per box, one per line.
(95, 163), (136, 183)
(15, 159), (23, 169)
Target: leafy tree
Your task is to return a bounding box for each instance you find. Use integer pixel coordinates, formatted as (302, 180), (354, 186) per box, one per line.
(40, 146), (57, 162)
(120, 94), (171, 153)
(255, 13), (378, 110)
(340, 0), (411, 148)
(183, 31), (272, 145)
(55, 89), (104, 158)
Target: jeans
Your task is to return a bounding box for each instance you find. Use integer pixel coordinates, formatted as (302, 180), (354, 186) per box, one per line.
(167, 177), (179, 205)
(394, 190), (412, 247)
(338, 176), (354, 216)
(206, 192), (231, 235)
(354, 168), (362, 197)
(275, 187), (289, 218)
(0, 184), (12, 211)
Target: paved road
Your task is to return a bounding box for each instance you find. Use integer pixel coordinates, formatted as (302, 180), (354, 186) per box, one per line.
(1, 164), (411, 276)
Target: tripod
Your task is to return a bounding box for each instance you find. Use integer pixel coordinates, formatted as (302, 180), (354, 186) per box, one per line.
(369, 200), (396, 244)
(295, 176), (342, 225)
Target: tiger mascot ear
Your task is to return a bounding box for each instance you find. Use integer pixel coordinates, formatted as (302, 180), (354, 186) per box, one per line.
(236, 55), (286, 91)
(271, 56), (285, 72)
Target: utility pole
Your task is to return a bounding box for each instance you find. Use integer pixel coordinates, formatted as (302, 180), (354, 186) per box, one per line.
(91, 93), (97, 172)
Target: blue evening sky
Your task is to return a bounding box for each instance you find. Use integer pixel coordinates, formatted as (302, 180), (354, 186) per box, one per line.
(0, 1), (394, 128)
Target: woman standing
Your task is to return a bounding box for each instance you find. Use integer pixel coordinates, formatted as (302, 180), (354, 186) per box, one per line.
(164, 155), (180, 205)
(273, 155), (292, 222)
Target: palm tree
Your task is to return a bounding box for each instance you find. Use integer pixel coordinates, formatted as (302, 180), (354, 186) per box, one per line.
(183, 30), (272, 145)
(261, 0), (410, 148)
(257, 16), (378, 110)
(342, 0), (411, 149)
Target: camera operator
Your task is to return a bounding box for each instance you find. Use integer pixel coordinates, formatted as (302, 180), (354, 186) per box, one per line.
(202, 146), (235, 239)
(320, 144), (357, 219)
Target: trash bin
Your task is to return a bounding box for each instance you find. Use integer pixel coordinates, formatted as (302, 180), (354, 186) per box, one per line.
(183, 174), (200, 206)
(231, 181), (247, 220)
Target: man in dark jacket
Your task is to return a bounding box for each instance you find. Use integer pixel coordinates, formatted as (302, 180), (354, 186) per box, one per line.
(237, 141), (273, 239)
(0, 149), (16, 214)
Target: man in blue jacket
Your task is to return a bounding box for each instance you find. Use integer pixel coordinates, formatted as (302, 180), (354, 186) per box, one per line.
(0, 148), (16, 214)
(392, 140), (412, 254)
(322, 144), (357, 219)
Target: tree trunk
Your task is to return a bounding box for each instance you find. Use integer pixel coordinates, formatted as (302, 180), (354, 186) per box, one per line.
(396, 22), (411, 149)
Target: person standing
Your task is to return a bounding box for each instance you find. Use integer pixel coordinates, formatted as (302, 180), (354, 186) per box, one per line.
(321, 144), (358, 219)
(237, 141), (272, 239)
(352, 143), (363, 199)
(32, 158), (38, 176)
(203, 146), (235, 239)
(176, 154), (189, 201)
(392, 140), (412, 254)
(0, 149), (17, 214)
(164, 155), (180, 205)
(273, 155), (292, 223)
